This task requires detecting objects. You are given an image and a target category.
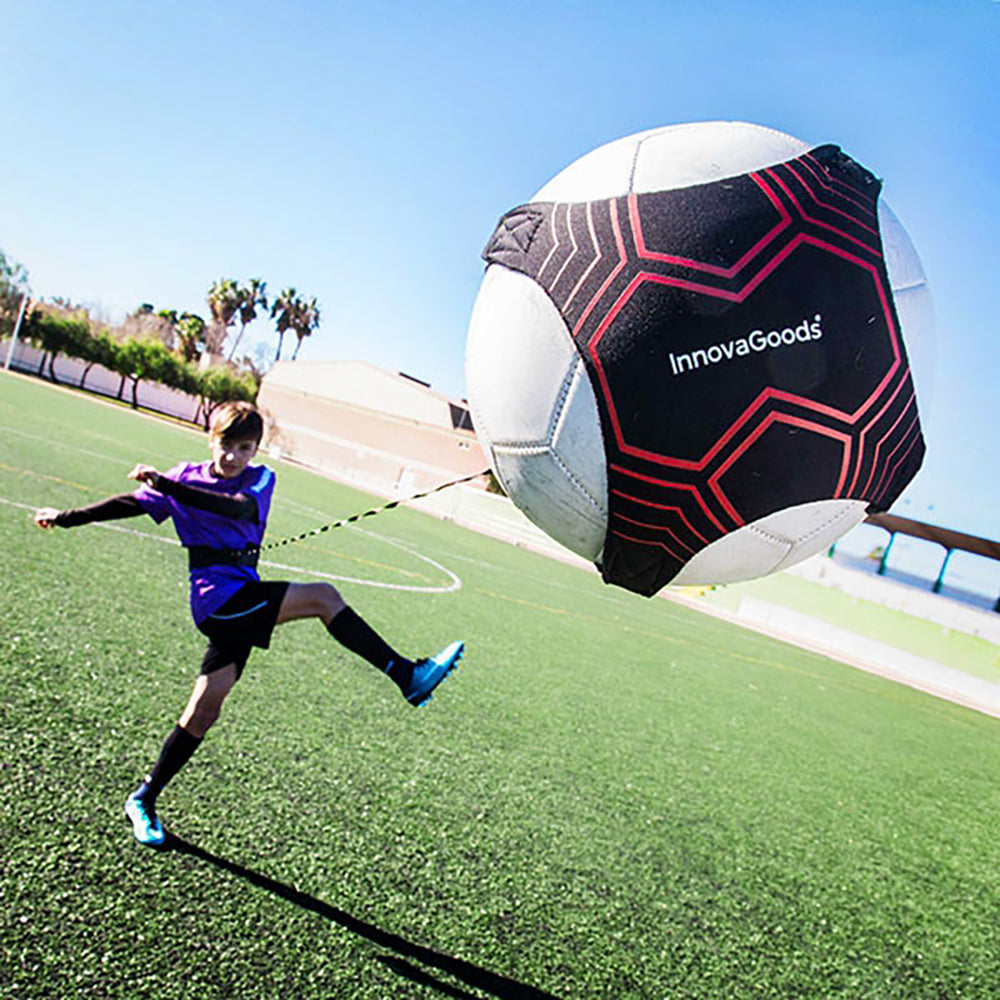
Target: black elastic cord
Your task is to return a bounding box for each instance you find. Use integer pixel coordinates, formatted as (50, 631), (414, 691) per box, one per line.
(257, 469), (489, 554)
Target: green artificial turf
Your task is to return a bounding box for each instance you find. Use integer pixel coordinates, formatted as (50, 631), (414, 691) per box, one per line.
(695, 571), (1000, 683)
(2, 372), (999, 999)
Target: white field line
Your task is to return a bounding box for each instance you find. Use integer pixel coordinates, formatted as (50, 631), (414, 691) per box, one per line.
(0, 423), (129, 464)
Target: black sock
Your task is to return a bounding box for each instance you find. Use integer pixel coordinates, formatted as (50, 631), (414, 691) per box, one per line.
(140, 725), (203, 803)
(326, 607), (413, 687)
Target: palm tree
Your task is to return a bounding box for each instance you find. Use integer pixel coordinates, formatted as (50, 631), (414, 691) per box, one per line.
(271, 289), (321, 362)
(206, 278), (239, 357)
(227, 278), (268, 362)
(291, 295), (320, 360)
(270, 287), (298, 362)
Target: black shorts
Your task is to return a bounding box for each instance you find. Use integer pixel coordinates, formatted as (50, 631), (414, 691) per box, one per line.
(196, 581), (289, 679)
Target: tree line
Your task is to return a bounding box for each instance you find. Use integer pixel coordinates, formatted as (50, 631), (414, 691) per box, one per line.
(1, 250), (321, 426)
(18, 307), (260, 424)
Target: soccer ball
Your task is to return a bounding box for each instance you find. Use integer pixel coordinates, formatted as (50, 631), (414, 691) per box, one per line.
(465, 122), (932, 595)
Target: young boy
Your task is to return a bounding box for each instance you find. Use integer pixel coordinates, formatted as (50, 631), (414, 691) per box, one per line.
(34, 401), (464, 848)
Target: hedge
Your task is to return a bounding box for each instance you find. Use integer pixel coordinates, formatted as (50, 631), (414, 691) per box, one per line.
(20, 310), (257, 425)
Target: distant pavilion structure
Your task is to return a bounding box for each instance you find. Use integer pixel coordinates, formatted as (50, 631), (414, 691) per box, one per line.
(863, 512), (1000, 612)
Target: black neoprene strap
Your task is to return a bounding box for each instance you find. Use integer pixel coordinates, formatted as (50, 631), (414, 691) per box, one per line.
(186, 545), (260, 570)
(153, 474), (259, 522)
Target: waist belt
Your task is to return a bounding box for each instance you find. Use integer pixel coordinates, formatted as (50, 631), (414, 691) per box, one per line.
(186, 545), (260, 570)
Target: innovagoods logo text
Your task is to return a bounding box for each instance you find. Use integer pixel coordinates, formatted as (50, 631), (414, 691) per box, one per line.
(668, 314), (824, 376)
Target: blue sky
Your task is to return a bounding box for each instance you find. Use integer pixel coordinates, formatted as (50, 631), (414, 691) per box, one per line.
(2, 1), (997, 565)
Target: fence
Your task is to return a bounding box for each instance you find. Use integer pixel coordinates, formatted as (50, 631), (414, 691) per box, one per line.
(3, 338), (203, 423)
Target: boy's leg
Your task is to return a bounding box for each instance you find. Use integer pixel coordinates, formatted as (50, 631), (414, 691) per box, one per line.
(275, 582), (464, 706)
(275, 581), (346, 626)
(126, 663), (238, 847)
(178, 663), (239, 738)
(277, 582), (409, 679)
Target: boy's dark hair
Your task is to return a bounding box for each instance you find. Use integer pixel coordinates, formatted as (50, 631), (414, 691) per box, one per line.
(210, 402), (264, 444)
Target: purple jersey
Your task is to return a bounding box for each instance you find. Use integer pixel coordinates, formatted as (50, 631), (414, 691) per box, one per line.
(133, 460), (276, 623)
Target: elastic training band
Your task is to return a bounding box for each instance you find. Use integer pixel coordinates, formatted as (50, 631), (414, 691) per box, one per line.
(252, 469), (489, 556)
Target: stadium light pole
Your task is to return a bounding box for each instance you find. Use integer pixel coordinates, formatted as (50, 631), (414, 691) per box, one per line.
(3, 292), (29, 371)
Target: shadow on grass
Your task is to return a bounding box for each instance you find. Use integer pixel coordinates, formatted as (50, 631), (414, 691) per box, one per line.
(167, 834), (557, 1000)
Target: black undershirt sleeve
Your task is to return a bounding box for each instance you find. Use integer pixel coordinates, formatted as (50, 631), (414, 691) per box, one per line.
(54, 494), (145, 528)
(152, 474), (259, 522)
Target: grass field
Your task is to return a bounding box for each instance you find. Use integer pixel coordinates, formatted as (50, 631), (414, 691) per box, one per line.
(695, 571), (1000, 684)
(2, 372), (1000, 999)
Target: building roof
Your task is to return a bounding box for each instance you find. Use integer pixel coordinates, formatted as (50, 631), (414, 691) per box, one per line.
(262, 359), (469, 431)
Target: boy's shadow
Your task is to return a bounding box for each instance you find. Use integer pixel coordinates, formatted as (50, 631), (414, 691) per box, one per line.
(166, 834), (557, 1000)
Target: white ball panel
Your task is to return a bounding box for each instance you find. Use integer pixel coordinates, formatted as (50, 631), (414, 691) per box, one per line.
(466, 267), (579, 448)
(532, 132), (645, 202)
(671, 521), (791, 586)
(492, 444), (606, 560)
(532, 122), (810, 202)
(767, 500), (869, 573)
(878, 201), (935, 417)
(892, 284), (935, 417)
(631, 122), (809, 194)
(672, 500), (868, 586)
(878, 202), (927, 292)
(466, 264), (609, 561)
(550, 356), (607, 522)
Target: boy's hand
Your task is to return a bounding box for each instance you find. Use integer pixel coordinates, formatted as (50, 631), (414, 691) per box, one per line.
(34, 507), (61, 529)
(128, 463), (160, 487)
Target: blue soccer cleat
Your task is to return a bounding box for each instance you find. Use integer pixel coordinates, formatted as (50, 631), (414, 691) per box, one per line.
(402, 640), (464, 707)
(124, 789), (167, 848)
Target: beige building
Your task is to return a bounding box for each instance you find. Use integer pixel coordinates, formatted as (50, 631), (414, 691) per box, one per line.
(257, 360), (488, 495)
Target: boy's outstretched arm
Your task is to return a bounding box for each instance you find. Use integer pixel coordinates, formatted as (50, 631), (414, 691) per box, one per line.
(34, 494), (145, 529)
(33, 460), (260, 531)
(35, 462), (164, 529)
